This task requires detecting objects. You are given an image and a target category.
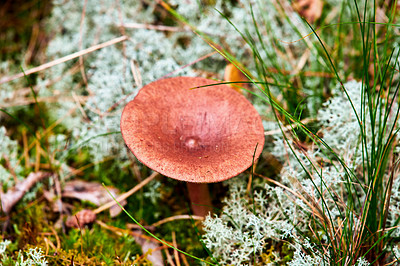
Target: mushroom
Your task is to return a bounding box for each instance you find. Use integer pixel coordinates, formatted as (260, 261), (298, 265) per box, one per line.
(120, 77), (264, 216)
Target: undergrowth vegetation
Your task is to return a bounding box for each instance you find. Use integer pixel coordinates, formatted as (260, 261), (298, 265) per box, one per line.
(1, 0), (400, 265)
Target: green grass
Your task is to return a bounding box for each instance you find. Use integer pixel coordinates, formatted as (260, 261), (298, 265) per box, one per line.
(164, 0), (400, 264)
(231, 0), (400, 264)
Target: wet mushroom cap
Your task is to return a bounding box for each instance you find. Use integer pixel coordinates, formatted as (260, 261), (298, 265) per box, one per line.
(121, 76), (265, 183)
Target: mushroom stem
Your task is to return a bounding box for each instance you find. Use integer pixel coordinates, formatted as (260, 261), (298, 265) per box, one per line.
(186, 182), (212, 217)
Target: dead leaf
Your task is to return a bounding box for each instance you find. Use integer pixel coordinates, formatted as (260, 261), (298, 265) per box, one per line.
(134, 232), (164, 266)
(224, 63), (249, 92)
(293, 0), (323, 23)
(65, 209), (96, 228)
(62, 180), (126, 217)
(0, 171), (51, 214)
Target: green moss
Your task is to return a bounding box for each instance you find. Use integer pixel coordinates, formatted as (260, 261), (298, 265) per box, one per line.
(3, 194), (147, 264)
(280, 242), (294, 264)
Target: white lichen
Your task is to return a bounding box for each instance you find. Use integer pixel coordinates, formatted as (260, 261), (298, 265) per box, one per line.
(16, 247), (48, 266)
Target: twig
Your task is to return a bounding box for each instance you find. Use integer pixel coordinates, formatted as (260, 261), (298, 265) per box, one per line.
(126, 214), (204, 232)
(151, 214), (204, 227)
(93, 172), (159, 214)
(121, 22), (189, 32)
(0, 35), (128, 84)
(165, 249), (176, 266)
(172, 231), (181, 266)
(130, 60), (142, 88)
(0, 171), (51, 214)
(97, 220), (172, 245)
(180, 253), (190, 266)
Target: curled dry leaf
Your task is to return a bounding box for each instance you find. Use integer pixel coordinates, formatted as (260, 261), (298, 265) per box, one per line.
(292, 0), (323, 23)
(65, 209), (96, 228)
(1, 171), (51, 214)
(224, 63), (249, 92)
(62, 180), (126, 217)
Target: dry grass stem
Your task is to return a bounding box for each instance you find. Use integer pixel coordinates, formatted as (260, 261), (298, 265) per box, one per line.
(126, 215), (204, 231)
(180, 252), (190, 266)
(1, 95), (89, 108)
(256, 171), (332, 232)
(3, 61), (82, 103)
(101, 218), (167, 266)
(151, 215), (204, 228)
(130, 59), (142, 88)
(43, 237), (56, 255)
(93, 171), (159, 214)
(293, 49), (310, 75)
(255, 173), (302, 202)
(264, 117), (315, 136)
(48, 225), (61, 250)
(71, 92), (89, 119)
(159, 51), (218, 80)
(63, 157), (115, 180)
(172, 231), (181, 266)
(99, 59), (143, 113)
(0, 35), (128, 84)
(15, 107), (78, 171)
(24, 23), (40, 65)
(96, 220), (172, 245)
(121, 22), (189, 32)
(165, 248), (176, 266)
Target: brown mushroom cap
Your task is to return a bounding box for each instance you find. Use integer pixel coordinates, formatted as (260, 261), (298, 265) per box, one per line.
(121, 77), (264, 183)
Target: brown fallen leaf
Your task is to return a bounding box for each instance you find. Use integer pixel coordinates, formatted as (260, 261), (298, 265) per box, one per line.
(0, 171), (51, 214)
(62, 180), (126, 217)
(292, 0), (323, 23)
(65, 209), (96, 228)
(224, 63), (249, 92)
